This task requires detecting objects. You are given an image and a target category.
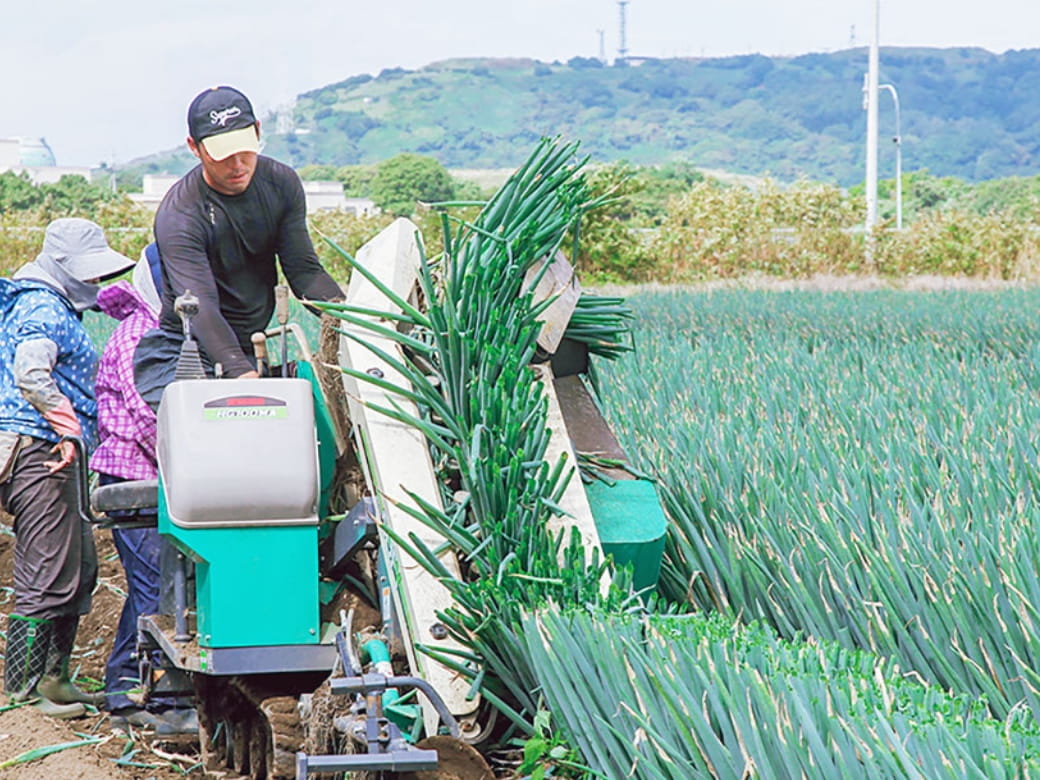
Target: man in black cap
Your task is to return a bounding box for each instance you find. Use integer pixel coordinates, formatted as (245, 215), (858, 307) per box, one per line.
(136, 85), (342, 398)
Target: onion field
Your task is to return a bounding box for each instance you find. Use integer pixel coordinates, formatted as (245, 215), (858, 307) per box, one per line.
(74, 134), (1040, 776)
(563, 287), (1040, 777)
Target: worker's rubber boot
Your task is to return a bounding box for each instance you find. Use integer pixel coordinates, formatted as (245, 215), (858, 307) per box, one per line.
(36, 615), (104, 707)
(4, 615), (85, 719)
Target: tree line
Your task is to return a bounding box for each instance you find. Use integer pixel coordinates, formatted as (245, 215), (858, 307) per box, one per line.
(4, 157), (1040, 284)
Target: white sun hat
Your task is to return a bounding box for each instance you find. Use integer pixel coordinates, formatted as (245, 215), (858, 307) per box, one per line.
(41, 218), (136, 282)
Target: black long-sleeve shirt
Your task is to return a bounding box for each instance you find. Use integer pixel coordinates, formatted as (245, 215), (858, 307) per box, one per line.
(154, 157), (342, 377)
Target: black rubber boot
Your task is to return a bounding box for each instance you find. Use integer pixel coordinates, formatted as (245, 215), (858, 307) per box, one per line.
(4, 615), (85, 719)
(110, 706), (199, 736)
(36, 615), (104, 707)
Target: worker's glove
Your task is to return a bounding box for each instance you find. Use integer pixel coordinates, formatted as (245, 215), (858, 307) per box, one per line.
(41, 397), (81, 473)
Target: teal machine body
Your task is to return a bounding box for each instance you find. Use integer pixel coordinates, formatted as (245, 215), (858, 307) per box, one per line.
(156, 374), (335, 649)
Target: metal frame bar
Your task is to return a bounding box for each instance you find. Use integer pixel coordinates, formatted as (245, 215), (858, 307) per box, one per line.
(138, 615), (338, 675)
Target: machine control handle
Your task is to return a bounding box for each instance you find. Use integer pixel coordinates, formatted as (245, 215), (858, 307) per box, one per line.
(251, 332), (268, 375)
(275, 285), (290, 376)
(174, 290), (200, 340)
(275, 284), (290, 326)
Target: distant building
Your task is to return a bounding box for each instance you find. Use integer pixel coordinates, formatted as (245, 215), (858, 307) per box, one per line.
(303, 180), (347, 211)
(0, 137), (91, 184)
(18, 137), (56, 166)
(342, 197), (379, 217)
(19, 165), (94, 185)
(302, 180), (378, 216)
(125, 175), (378, 217)
(0, 138), (22, 168)
(126, 174), (179, 209)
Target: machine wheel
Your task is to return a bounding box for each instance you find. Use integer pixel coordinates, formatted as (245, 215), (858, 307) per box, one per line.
(195, 673), (495, 779)
(196, 677), (230, 772)
(260, 696), (305, 777)
(195, 676), (310, 779)
(232, 714), (255, 775)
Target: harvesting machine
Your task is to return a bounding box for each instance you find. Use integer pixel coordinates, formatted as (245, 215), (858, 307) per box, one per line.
(82, 218), (669, 778)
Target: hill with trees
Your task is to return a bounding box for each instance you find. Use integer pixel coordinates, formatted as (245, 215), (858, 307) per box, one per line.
(121, 47), (1040, 187)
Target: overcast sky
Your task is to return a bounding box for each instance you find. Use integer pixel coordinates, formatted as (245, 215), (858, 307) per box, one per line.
(2, 0), (1036, 167)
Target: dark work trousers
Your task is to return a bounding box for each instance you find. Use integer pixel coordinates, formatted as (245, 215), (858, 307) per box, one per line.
(0, 437), (97, 619)
(97, 474), (175, 712)
(105, 526), (178, 711)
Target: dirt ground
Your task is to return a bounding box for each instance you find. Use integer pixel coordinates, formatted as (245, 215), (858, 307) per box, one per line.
(0, 512), (202, 779)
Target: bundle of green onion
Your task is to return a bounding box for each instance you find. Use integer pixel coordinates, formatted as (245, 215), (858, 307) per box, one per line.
(564, 293), (634, 359)
(319, 137), (638, 737)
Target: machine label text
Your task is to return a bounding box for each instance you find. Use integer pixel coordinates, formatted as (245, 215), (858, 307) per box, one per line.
(204, 406), (288, 420)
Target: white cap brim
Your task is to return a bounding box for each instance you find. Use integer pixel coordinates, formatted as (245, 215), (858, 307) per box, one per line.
(63, 247), (136, 282)
(201, 125), (259, 161)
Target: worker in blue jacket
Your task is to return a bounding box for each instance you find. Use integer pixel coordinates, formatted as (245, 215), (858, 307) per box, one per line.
(0, 218), (134, 719)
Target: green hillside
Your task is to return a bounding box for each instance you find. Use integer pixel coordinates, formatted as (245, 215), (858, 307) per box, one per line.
(122, 47), (1040, 186)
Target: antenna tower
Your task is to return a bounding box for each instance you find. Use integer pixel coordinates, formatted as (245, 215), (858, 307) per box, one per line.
(597, 28), (606, 62)
(617, 0), (628, 62)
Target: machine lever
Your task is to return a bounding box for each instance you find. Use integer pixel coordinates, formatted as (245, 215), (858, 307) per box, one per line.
(251, 332), (268, 376)
(174, 290), (200, 340)
(173, 290), (206, 380)
(275, 285), (289, 377)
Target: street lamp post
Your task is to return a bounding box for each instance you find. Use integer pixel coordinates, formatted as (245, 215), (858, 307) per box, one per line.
(879, 83), (902, 230)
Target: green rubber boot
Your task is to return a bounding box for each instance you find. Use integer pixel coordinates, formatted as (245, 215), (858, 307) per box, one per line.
(36, 615), (104, 707)
(4, 615), (85, 719)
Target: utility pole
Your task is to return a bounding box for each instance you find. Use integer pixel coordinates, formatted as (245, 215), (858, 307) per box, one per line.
(597, 28), (606, 63)
(617, 0), (629, 62)
(864, 0), (880, 259)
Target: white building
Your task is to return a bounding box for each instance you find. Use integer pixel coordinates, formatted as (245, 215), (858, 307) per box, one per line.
(19, 166), (93, 184)
(302, 180), (347, 212)
(0, 138), (20, 168)
(0, 137), (91, 184)
(124, 175), (378, 216)
(126, 174), (179, 209)
(302, 181), (378, 216)
(342, 197), (379, 217)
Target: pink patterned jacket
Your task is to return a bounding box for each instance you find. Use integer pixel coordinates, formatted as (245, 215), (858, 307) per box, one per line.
(89, 281), (159, 480)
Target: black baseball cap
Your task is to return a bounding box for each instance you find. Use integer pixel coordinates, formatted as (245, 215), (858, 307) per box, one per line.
(187, 86), (259, 161)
